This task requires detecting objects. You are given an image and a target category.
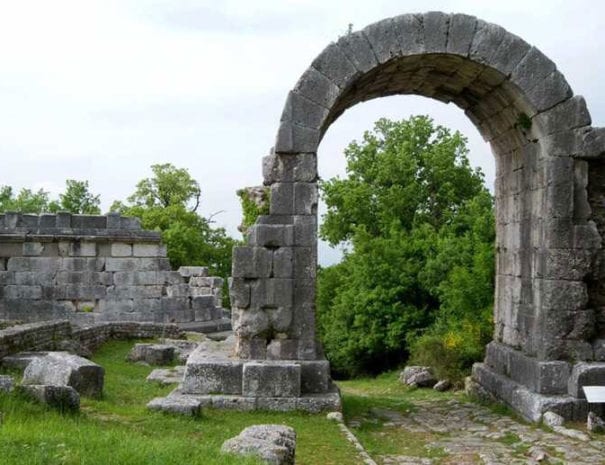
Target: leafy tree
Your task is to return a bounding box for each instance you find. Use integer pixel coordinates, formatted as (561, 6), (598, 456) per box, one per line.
(111, 164), (237, 278)
(51, 180), (101, 214)
(0, 180), (100, 214)
(0, 186), (51, 213)
(125, 163), (201, 211)
(317, 116), (494, 378)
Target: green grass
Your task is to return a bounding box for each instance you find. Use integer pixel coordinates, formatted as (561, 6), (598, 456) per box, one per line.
(0, 340), (360, 465)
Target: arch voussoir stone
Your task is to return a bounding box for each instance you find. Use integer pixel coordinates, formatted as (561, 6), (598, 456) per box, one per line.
(175, 11), (605, 418)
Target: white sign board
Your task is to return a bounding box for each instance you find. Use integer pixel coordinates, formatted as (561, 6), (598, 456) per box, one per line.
(583, 386), (605, 403)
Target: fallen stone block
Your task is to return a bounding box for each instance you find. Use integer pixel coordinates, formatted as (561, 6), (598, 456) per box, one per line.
(542, 410), (564, 428)
(127, 343), (176, 365)
(587, 411), (605, 433)
(146, 366), (186, 385)
(22, 352), (104, 398)
(221, 424), (296, 465)
(0, 375), (14, 392)
(400, 366), (437, 388)
(19, 384), (80, 413)
(147, 395), (202, 416)
(1, 352), (47, 372)
(433, 380), (451, 392)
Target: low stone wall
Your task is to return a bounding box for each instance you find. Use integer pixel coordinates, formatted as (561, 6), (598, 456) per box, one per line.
(0, 320), (183, 359)
(0, 213), (228, 326)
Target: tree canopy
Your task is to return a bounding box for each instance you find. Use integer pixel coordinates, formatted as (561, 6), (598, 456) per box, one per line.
(0, 180), (100, 214)
(317, 116), (495, 379)
(111, 163), (236, 277)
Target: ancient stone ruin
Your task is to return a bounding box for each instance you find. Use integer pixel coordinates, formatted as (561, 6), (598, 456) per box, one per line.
(0, 212), (229, 330)
(2, 12), (605, 423)
(218, 12), (605, 420)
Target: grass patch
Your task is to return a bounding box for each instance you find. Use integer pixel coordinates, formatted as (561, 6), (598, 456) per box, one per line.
(0, 340), (360, 465)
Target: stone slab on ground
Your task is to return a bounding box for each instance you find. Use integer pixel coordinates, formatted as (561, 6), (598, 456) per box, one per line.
(221, 424), (296, 465)
(127, 343), (176, 365)
(19, 384), (80, 412)
(146, 366), (186, 385)
(0, 374), (14, 392)
(399, 366), (437, 388)
(1, 351), (48, 372)
(22, 352), (104, 398)
(147, 394), (202, 416)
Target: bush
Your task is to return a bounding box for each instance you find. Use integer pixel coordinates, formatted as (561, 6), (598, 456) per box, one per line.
(407, 308), (493, 385)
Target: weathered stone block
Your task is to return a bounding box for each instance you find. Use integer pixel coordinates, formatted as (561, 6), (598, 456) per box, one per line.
(133, 243), (167, 257)
(242, 362), (301, 397)
(525, 70), (572, 113)
(250, 279), (294, 309)
(269, 183), (294, 215)
(23, 242), (45, 256)
(446, 13), (478, 56)
(362, 17), (404, 64)
(127, 343), (176, 365)
(19, 384), (80, 413)
(311, 42), (358, 89)
(147, 395), (201, 416)
(181, 359), (243, 395)
(263, 153), (317, 185)
(294, 183), (318, 215)
(236, 337), (268, 359)
(232, 246), (272, 278)
(534, 96), (591, 136)
(111, 243), (132, 257)
(0, 375), (14, 392)
(423, 11), (449, 53)
(104, 258), (138, 272)
(229, 278), (251, 309)
(232, 308), (270, 339)
(281, 91), (329, 129)
(166, 284), (190, 298)
(274, 121), (320, 154)
(511, 47), (556, 100)
(272, 247), (294, 278)
(248, 225), (294, 248)
(266, 306), (293, 333)
(293, 66), (341, 110)
(267, 339), (298, 360)
(568, 363), (605, 398)
(4, 285), (43, 299)
(293, 215), (316, 246)
(469, 21), (505, 64)
(300, 360), (331, 393)
(336, 30), (377, 73)
(160, 297), (189, 313)
(177, 266), (208, 277)
(22, 352), (104, 398)
(8, 257), (62, 272)
(189, 276), (223, 288)
(221, 424), (296, 465)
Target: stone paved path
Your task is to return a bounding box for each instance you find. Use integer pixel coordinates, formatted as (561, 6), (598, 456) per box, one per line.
(349, 398), (605, 465)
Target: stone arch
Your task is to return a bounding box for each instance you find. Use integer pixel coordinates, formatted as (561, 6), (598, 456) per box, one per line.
(227, 12), (605, 419)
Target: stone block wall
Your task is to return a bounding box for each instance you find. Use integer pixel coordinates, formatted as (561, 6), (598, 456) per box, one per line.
(0, 213), (227, 326)
(0, 320), (184, 359)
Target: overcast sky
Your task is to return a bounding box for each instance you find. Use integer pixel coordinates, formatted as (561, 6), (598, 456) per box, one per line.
(0, 0), (603, 265)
